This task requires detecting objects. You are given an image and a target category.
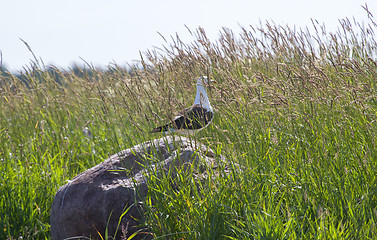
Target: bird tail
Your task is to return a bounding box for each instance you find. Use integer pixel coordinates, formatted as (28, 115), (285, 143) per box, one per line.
(149, 127), (163, 133)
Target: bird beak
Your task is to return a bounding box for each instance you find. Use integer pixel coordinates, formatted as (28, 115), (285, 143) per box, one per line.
(208, 78), (216, 91)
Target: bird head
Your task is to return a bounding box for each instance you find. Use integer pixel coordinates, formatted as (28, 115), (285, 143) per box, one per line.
(196, 76), (216, 88)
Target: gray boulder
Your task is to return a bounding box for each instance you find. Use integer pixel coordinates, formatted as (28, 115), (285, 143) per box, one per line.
(50, 136), (224, 240)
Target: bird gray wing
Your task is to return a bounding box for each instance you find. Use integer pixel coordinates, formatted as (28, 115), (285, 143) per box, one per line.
(149, 105), (213, 133)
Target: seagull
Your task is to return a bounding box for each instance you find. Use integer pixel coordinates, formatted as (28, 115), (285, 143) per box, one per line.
(150, 76), (214, 135)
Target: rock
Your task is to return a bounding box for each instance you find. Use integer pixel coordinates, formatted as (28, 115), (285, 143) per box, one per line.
(50, 136), (225, 240)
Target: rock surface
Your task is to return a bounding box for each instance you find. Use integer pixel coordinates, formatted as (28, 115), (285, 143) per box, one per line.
(50, 136), (224, 240)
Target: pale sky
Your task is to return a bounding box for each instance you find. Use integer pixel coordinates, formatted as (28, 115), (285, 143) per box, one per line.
(1, 0), (376, 72)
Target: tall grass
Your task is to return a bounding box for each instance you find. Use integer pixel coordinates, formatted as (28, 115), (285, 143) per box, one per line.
(1, 9), (377, 239)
